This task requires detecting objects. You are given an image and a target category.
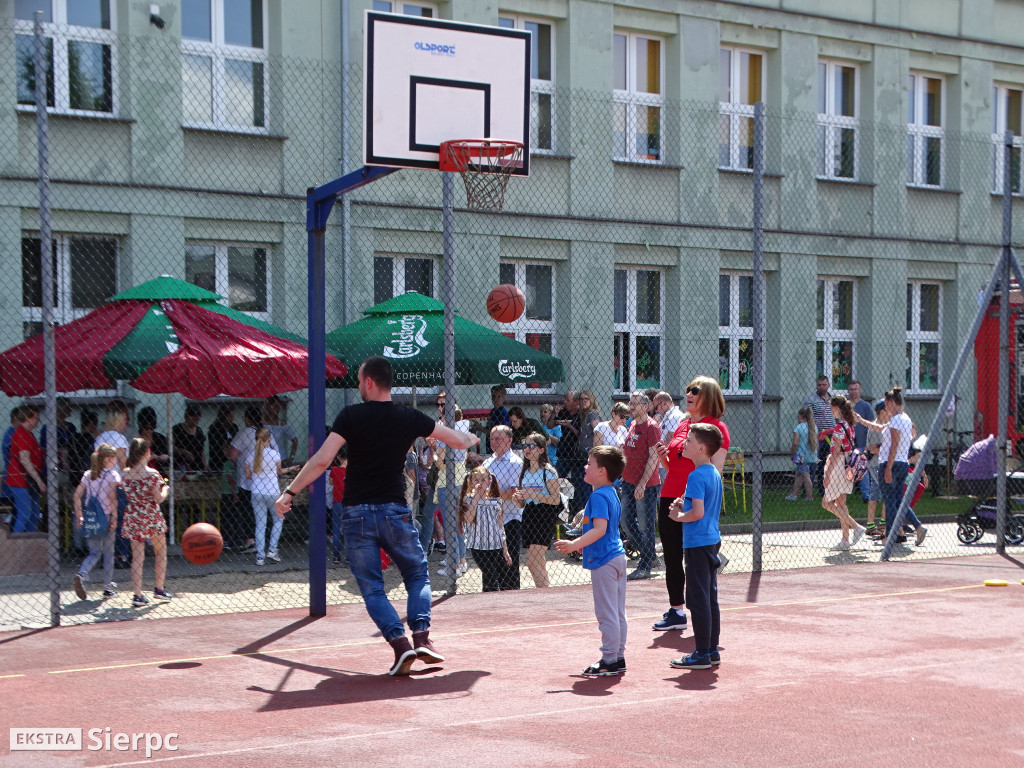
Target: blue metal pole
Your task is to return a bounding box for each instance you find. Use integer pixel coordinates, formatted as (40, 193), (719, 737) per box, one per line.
(307, 214), (328, 616)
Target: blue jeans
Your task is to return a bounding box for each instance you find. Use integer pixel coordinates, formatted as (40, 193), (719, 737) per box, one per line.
(619, 480), (660, 571)
(437, 487), (466, 564)
(78, 525), (116, 589)
(879, 461), (922, 531)
(10, 486), (41, 533)
(338, 502), (431, 641)
(252, 493), (283, 558)
(331, 501), (344, 560)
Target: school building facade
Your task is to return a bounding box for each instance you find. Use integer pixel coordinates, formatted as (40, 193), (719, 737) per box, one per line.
(1, 0), (1021, 458)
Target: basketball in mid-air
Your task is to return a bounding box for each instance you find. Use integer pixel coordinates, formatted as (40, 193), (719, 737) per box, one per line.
(181, 522), (223, 565)
(487, 284), (526, 323)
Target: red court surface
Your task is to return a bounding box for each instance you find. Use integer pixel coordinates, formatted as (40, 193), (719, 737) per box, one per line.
(2, 554), (1023, 768)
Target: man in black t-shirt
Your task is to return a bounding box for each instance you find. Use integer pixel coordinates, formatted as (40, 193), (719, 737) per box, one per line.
(275, 356), (479, 676)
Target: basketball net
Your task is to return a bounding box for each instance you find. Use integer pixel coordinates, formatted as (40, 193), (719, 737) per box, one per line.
(439, 139), (524, 212)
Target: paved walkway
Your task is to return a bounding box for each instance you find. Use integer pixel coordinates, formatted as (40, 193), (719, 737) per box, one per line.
(1, 521), (1019, 632)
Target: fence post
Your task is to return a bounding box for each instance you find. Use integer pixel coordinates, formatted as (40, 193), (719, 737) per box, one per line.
(751, 102), (766, 572)
(34, 12), (60, 627)
(440, 171), (458, 592)
(995, 131), (1013, 553)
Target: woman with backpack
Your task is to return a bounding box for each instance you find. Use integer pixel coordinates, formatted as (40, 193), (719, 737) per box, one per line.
(512, 432), (562, 588)
(71, 443), (120, 601)
(819, 395), (867, 551)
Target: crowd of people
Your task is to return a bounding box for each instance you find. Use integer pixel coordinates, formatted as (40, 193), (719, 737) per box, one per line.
(794, 376), (929, 549)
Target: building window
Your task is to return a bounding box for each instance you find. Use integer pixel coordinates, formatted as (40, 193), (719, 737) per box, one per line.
(185, 242), (271, 321)
(817, 60), (859, 180)
(908, 73), (944, 188)
(373, 255), (437, 305)
(992, 84), (1023, 194)
(816, 278), (856, 390)
(719, 48), (764, 171)
(906, 281), (941, 393)
(15, 0), (116, 115)
(613, 267), (663, 393)
(181, 0), (269, 130)
(371, 1), (435, 14)
(498, 261), (556, 392)
(718, 272), (753, 393)
(498, 16), (554, 153)
(613, 32), (664, 163)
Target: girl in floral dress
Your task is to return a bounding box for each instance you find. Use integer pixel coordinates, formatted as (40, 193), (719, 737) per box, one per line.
(122, 438), (171, 606)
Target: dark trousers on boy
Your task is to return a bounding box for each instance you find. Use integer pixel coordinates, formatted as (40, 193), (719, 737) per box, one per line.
(683, 543), (721, 653)
(499, 519), (522, 590)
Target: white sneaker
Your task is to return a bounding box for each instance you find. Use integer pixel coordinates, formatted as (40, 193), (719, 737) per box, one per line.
(785, 493), (798, 501)
(829, 541), (851, 551)
(851, 526), (867, 546)
(716, 552), (729, 573)
(436, 566), (450, 576)
(267, 551), (281, 563)
(456, 562), (468, 576)
(255, 558), (265, 566)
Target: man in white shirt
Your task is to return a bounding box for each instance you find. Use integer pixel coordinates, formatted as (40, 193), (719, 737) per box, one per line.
(482, 425), (524, 590)
(653, 392), (685, 444)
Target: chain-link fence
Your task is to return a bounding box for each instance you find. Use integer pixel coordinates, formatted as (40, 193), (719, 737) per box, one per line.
(1, 16), (1023, 630)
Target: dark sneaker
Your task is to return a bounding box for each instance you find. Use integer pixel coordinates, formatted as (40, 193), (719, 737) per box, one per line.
(388, 636), (418, 676)
(670, 651), (712, 670)
(132, 594), (150, 607)
(73, 574), (87, 600)
(709, 649), (721, 666)
(616, 657), (626, 673)
(412, 630), (444, 664)
(626, 569), (651, 581)
(238, 543), (257, 554)
(716, 552), (730, 573)
(652, 609), (687, 631)
(153, 588), (174, 600)
(101, 588), (117, 599)
(582, 660), (619, 677)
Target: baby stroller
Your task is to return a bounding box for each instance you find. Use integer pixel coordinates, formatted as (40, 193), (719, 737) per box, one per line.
(953, 435), (1024, 545)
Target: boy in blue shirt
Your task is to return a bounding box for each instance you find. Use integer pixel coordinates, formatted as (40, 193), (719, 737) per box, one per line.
(555, 446), (627, 677)
(668, 423), (724, 670)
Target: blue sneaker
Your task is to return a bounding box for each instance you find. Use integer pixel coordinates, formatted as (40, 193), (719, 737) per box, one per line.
(132, 594), (150, 607)
(153, 588), (174, 600)
(709, 649), (721, 666)
(670, 651), (712, 670)
(652, 609), (687, 631)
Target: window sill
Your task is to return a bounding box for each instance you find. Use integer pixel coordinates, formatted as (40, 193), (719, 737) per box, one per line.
(612, 159), (684, 170)
(531, 152), (574, 161)
(816, 177), (875, 188)
(16, 106), (134, 125)
(904, 393), (943, 401)
(718, 167), (784, 179)
(908, 185), (961, 196)
(990, 191), (1024, 199)
(182, 125), (287, 141)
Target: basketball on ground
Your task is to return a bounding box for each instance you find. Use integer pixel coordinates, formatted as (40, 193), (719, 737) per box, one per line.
(181, 522), (223, 565)
(487, 284), (526, 323)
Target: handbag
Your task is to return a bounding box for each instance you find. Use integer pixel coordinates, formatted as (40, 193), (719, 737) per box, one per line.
(82, 477), (109, 539)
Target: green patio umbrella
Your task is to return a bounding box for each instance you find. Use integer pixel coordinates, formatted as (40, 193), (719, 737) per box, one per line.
(325, 292), (564, 388)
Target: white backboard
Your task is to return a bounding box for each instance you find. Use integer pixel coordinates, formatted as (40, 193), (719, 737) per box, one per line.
(363, 12), (531, 175)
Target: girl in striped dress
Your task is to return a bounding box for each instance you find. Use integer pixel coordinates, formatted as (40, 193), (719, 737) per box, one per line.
(459, 467), (510, 592)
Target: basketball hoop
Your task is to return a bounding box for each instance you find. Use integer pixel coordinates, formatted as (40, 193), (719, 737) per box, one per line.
(439, 139), (524, 212)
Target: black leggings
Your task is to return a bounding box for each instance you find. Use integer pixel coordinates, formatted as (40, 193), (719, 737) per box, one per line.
(658, 496), (685, 606)
(472, 548), (506, 592)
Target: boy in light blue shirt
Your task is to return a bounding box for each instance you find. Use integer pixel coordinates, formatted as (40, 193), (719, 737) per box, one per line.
(555, 446), (627, 677)
(668, 422), (724, 670)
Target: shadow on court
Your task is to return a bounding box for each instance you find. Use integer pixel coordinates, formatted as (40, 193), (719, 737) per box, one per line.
(1, 553), (1022, 768)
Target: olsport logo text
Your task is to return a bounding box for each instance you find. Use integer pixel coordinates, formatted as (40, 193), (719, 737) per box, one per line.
(414, 41), (455, 56)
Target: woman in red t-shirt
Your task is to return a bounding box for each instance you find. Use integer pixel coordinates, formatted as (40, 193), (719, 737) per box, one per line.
(8, 406), (45, 533)
(652, 376), (730, 632)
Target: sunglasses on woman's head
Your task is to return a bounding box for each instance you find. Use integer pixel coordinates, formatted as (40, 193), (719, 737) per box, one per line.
(687, 386), (701, 395)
